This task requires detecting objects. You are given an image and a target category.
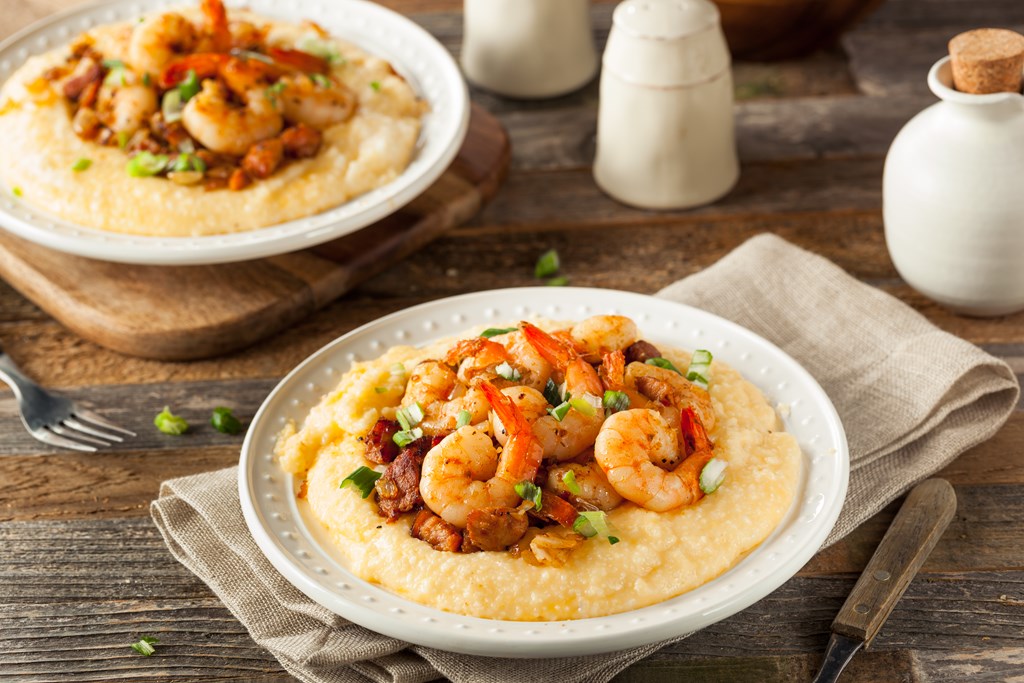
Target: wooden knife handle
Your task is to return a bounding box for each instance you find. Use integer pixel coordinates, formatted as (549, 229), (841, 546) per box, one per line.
(831, 478), (957, 646)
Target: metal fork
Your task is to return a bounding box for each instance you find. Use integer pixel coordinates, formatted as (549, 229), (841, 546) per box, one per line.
(0, 345), (135, 452)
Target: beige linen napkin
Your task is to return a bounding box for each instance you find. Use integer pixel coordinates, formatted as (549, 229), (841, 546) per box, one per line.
(152, 233), (1019, 683)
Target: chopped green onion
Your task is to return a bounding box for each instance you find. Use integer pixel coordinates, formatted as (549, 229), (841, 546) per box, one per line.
(117, 130), (130, 149)
(161, 89), (185, 123)
(699, 458), (727, 494)
(602, 390), (630, 413)
(568, 396), (598, 417)
(102, 59), (126, 70)
(390, 363), (406, 381)
(645, 357), (682, 375)
(543, 378), (562, 406)
(172, 152), (205, 173)
(396, 402), (424, 431)
(562, 469), (581, 495)
(514, 481), (542, 510)
(495, 361), (522, 382)
(265, 80), (287, 103)
(126, 151), (168, 178)
(297, 36), (343, 64)
(573, 510), (619, 544)
(549, 401), (571, 421)
(370, 80), (381, 91)
(154, 406), (188, 435)
(210, 406), (242, 435)
(456, 409), (472, 428)
(480, 326), (517, 339)
(393, 427), (423, 448)
(71, 157), (92, 172)
(130, 636), (158, 657)
(142, 72), (151, 87)
(534, 249), (560, 279)
(546, 276), (569, 286)
(686, 349), (713, 390)
(11, 186), (22, 198)
(103, 67), (128, 86)
(374, 386), (388, 394)
(340, 465), (382, 498)
(311, 73), (332, 88)
(177, 69), (201, 102)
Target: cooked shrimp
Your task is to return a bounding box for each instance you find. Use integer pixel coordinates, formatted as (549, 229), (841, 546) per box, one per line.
(199, 0), (231, 53)
(570, 315), (639, 363)
(490, 386), (607, 462)
(599, 350), (650, 410)
(625, 361), (716, 432)
(402, 360), (489, 436)
(181, 79), (282, 155)
(444, 338), (510, 386)
(547, 462), (623, 511)
(96, 75), (157, 134)
(419, 381), (542, 528)
(277, 73), (356, 129)
(594, 407), (716, 511)
(520, 321), (605, 459)
(487, 329), (553, 391)
(128, 12), (198, 77)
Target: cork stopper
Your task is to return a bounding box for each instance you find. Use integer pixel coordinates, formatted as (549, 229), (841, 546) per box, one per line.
(948, 28), (1024, 94)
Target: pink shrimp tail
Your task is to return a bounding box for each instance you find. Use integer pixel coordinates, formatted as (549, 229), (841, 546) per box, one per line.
(520, 321), (574, 369)
(478, 380), (542, 483)
(600, 350), (626, 391)
(444, 337), (508, 367)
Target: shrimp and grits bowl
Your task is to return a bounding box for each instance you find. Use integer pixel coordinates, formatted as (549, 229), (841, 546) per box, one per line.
(276, 315), (802, 621)
(0, 0), (427, 236)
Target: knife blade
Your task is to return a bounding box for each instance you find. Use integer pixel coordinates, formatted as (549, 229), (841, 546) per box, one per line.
(810, 478), (957, 683)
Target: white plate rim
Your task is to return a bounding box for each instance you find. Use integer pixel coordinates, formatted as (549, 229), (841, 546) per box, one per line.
(238, 287), (850, 657)
(0, 0), (469, 265)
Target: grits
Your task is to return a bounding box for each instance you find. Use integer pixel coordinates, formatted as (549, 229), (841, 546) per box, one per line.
(0, 8), (426, 236)
(276, 322), (801, 621)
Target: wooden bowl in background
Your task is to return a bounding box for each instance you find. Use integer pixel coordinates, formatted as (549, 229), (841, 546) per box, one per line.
(713, 0), (886, 60)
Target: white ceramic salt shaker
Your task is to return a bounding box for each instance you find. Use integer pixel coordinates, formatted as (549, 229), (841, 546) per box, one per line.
(461, 0), (598, 99)
(884, 57), (1024, 316)
(593, 0), (738, 209)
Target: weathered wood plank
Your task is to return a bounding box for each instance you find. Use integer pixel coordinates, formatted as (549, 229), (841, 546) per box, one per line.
(860, 0), (1024, 29)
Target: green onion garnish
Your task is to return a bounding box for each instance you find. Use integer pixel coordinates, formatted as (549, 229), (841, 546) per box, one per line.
(495, 361), (522, 382)
(142, 72), (151, 87)
(311, 73), (332, 88)
(645, 357), (682, 375)
(534, 249), (560, 279)
(686, 349), (713, 390)
(11, 186), (22, 197)
(562, 469), (581, 495)
(117, 131), (130, 149)
(374, 386), (388, 394)
(396, 402), (424, 431)
(390, 363), (406, 381)
(265, 80), (287, 102)
(172, 153), (205, 173)
(161, 89), (185, 123)
(514, 481), (542, 510)
(340, 465), (382, 498)
(103, 67), (128, 86)
(546, 276), (569, 286)
(602, 390), (630, 413)
(130, 636), (158, 657)
(543, 378), (562, 406)
(71, 157), (92, 172)
(573, 510), (619, 544)
(568, 396), (597, 417)
(699, 458), (727, 494)
(393, 427), (423, 448)
(126, 151), (168, 178)
(549, 401), (571, 421)
(297, 36), (343, 64)
(154, 406), (188, 435)
(210, 407), (242, 435)
(177, 69), (201, 102)
(456, 409), (472, 428)
(480, 326), (517, 339)
(370, 80), (381, 91)
(102, 59), (126, 70)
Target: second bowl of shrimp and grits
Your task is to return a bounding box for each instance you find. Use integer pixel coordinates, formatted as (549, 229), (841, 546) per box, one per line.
(276, 314), (803, 621)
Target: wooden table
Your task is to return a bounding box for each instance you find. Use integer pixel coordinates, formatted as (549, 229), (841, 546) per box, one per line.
(2, 0), (1022, 680)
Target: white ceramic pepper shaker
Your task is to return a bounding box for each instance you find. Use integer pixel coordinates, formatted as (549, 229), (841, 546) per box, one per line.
(593, 0), (738, 209)
(461, 0), (598, 99)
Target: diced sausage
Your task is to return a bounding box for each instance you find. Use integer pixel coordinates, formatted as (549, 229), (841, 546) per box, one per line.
(228, 167), (251, 191)
(280, 123), (322, 159)
(375, 449), (424, 521)
(241, 138), (285, 179)
(62, 59), (102, 101)
(410, 509), (461, 552)
(624, 340), (662, 365)
(364, 418), (400, 464)
(464, 506), (529, 551)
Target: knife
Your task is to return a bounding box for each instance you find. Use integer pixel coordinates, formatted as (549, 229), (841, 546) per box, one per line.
(810, 478), (958, 683)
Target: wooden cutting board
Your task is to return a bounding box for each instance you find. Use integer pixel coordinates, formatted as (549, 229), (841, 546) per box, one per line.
(0, 103), (509, 361)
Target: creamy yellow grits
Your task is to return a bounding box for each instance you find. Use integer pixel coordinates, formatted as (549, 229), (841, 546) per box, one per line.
(0, 8), (426, 236)
(276, 321), (801, 621)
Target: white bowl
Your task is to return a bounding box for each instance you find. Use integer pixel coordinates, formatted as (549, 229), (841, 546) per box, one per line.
(239, 288), (849, 657)
(0, 0), (469, 265)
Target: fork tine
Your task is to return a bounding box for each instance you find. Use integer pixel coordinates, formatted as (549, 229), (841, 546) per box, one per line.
(51, 423), (113, 447)
(30, 427), (98, 453)
(62, 418), (125, 443)
(73, 409), (136, 437)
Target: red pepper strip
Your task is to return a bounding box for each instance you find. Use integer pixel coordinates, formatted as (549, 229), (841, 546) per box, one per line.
(267, 46), (330, 74)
